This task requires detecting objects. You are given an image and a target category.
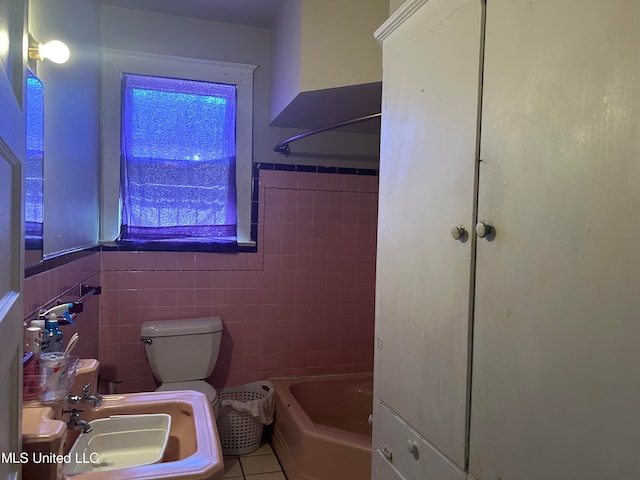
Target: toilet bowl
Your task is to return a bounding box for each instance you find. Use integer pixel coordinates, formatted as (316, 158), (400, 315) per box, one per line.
(141, 316), (223, 418)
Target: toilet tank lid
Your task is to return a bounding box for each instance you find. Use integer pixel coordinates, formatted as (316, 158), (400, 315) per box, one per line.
(141, 316), (223, 337)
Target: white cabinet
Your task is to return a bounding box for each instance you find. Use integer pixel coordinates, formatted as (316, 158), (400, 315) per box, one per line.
(469, 1), (640, 479)
(374, 0), (640, 479)
(373, 0), (483, 475)
(374, 404), (467, 480)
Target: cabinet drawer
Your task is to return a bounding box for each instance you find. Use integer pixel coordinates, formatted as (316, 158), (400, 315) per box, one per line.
(373, 448), (407, 480)
(374, 403), (466, 480)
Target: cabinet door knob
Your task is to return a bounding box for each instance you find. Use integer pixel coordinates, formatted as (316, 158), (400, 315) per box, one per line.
(476, 222), (494, 238)
(450, 225), (466, 240)
(407, 440), (419, 456)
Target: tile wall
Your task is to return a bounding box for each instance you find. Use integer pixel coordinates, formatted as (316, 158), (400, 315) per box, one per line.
(99, 169), (379, 392)
(23, 252), (101, 361)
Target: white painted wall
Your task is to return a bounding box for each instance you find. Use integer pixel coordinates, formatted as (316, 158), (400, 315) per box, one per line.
(269, 0), (387, 127)
(101, 5), (380, 168)
(269, 0), (303, 124)
(300, 0), (386, 92)
(29, 0), (100, 259)
(389, 0), (405, 15)
(101, 5), (279, 161)
(23, 3), (379, 257)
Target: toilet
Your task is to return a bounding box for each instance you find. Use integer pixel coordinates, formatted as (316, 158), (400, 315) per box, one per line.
(140, 316), (223, 418)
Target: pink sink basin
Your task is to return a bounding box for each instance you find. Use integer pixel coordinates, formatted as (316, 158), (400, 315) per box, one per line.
(61, 390), (223, 480)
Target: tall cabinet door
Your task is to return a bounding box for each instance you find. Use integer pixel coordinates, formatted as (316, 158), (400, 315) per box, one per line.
(374, 0), (484, 469)
(470, 1), (640, 479)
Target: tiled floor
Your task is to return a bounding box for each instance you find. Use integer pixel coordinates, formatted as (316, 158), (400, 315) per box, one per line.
(223, 442), (286, 480)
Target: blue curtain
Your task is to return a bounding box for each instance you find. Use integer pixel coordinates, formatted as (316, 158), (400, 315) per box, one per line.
(120, 74), (237, 243)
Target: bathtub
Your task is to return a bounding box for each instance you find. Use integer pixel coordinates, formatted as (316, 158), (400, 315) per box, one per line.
(270, 373), (373, 480)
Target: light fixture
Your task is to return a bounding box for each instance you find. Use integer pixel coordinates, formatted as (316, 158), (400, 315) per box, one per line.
(28, 34), (70, 64)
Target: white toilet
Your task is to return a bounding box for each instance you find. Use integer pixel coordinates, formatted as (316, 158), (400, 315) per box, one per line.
(141, 316), (223, 418)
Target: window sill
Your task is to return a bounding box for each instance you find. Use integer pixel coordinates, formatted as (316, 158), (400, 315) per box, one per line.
(101, 239), (257, 254)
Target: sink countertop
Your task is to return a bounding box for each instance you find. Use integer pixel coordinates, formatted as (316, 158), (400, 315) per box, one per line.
(22, 406), (66, 440)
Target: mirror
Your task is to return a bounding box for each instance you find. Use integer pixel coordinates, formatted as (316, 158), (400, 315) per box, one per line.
(25, 68), (44, 267)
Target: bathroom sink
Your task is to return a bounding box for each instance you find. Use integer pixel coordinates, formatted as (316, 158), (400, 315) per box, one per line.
(61, 390), (224, 480)
(62, 414), (171, 475)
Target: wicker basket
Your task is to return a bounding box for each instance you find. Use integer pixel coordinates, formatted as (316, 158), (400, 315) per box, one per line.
(217, 380), (274, 455)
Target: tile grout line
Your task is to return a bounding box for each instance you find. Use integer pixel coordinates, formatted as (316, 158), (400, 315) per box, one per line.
(225, 443), (286, 479)
(239, 455), (246, 479)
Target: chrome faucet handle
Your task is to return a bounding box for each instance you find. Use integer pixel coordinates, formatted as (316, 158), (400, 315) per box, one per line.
(68, 393), (83, 404)
(63, 408), (93, 433)
(63, 407), (85, 416)
(81, 383), (93, 395)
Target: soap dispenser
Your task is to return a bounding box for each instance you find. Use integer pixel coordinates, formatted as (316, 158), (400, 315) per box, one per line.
(40, 303), (73, 353)
(44, 316), (63, 353)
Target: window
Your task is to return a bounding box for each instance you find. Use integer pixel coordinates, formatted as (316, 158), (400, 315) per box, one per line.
(100, 50), (257, 248)
(120, 74), (237, 244)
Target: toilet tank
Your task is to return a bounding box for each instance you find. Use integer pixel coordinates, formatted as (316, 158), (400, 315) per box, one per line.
(141, 317), (223, 383)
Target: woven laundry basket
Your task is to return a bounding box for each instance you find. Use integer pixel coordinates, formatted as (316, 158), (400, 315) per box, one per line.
(217, 380), (274, 455)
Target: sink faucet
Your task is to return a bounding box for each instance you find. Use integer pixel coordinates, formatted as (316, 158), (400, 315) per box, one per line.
(63, 408), (92, 433)
(68, 383), (102, 408)
(81, 383), (103, 407)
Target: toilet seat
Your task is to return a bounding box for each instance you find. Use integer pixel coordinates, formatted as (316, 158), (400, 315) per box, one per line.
(156, 380), (219, 418)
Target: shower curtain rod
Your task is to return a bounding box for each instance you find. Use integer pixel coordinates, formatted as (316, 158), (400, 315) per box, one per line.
(273, 112), (381, 156)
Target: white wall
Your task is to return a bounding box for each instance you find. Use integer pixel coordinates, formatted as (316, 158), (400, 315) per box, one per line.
(24, 3), (380, 257)
(29, 0), (101, 258)
(269, 0), (303, 124)
(269, 0), (386, 137)
(100, 5), (379, 168)
(300, 0), (386, 92)
(389, 0), (405, 15)
(271, 0), (387, 106)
